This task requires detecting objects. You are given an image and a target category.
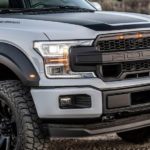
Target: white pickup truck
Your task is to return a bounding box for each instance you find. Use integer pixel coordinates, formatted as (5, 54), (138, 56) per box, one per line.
(0, 0), (150, 149)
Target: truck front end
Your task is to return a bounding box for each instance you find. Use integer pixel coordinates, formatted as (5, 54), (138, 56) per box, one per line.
(32, 29), (150, 137)
(1, 0), (150, 149)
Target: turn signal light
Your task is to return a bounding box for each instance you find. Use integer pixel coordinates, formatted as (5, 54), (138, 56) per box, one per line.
(117, 33), (143, 40)
(118, 35), (124, 40)
(136, 33), (143, 38)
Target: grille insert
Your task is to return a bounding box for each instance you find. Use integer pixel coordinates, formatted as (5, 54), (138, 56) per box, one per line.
(96, 32), (150, 52)
(131, 90), (150, 105)
(122, 61), (150, 71)
(96, 31), (150, 81)
(101, 60), (150, 80)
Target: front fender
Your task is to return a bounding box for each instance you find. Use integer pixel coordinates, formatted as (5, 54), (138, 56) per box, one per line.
(0, 42), (40, 86)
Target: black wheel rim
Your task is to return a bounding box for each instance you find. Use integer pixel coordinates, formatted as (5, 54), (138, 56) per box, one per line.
(0, 98), (17, 150)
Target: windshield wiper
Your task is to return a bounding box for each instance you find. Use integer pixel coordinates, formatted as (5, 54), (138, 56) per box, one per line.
(43, 5), (95, 12)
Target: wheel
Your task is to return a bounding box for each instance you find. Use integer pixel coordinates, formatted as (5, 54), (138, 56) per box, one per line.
(117, 127), (150, 143)
(0, 80), (50, 150)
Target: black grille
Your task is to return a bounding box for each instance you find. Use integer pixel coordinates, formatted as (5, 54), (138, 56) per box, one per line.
(95, 31), (150, 81)
(97, 34), (150, 52)
(122, 61), (150, 72)
(101, 60), (150, 80)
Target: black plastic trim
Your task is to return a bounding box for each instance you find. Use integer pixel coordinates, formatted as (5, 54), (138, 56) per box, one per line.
(70, 46), (101, 72)
(0, 42), (40, 86)
(70, 47), (150, 69)
(70, 46), (150, 81)
(46, 113), (150, 137)
(103, 85), (150, 114)
(59, 94), (91, 109)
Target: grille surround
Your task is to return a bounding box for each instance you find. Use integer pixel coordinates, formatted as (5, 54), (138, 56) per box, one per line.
(95, 31), (150, 81)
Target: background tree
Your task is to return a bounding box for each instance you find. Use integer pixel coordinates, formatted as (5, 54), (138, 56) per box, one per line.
(90, 0), (150, 14)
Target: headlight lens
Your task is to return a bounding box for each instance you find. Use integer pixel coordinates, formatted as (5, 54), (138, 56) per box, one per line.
(34, 41), (95, 78)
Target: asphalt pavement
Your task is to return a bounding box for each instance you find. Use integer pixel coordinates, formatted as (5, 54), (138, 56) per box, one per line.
(50, 134), (150, 150)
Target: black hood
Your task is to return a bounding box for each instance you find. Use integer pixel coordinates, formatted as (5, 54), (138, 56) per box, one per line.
(2, 11), (150, 31)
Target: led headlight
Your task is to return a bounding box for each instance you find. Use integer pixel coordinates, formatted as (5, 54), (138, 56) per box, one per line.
(34, 40), (95, 78)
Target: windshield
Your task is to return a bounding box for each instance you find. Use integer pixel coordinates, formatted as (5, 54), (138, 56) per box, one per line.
(0, 0), (96, 14)
(29, 0), (95, 9)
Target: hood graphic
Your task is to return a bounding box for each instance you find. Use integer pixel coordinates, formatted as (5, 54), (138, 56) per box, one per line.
(2, 11), (150, 31)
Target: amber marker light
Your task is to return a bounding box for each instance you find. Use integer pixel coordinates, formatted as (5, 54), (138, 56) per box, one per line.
(118, 35), (124, 40)
(29, 74), (36, 79)
(136, 33), (143, 38)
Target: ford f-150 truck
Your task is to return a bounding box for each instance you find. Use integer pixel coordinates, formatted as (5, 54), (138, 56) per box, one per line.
(1, 0), (150, 149)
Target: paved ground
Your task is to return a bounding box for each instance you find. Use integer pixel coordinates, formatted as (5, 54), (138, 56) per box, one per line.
(50, 134), (150, 150)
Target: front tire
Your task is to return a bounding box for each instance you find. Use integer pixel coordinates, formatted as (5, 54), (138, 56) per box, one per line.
(0, 80), (50, 150)
(117, 127), (150, 143)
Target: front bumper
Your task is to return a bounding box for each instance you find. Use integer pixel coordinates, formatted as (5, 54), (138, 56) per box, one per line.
(48, 113), (150, 137)
(31, 87), (103, 119)
(31, 85), (150, 119)
(31, 84), (150, 136)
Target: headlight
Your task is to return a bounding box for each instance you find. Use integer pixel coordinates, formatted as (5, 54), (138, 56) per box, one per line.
(34, 40), (95, 78)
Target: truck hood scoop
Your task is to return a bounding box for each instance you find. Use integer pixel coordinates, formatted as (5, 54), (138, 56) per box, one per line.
(37, 11), (150, 31)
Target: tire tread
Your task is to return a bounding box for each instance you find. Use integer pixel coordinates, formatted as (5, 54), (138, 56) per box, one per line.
(0, 80), (50, 150)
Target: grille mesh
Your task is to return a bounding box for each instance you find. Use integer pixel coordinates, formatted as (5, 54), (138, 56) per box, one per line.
(97, 37), (150, 52)
(101, 60), (150, 80)
(122, 61), (150, 72)
(97, 31), (150, 81)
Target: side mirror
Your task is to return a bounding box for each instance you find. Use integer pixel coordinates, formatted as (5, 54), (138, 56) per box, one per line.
(91, 2), (102, 11)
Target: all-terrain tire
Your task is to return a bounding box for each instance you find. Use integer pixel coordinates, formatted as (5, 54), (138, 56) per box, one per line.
(117, 127), (150, 144)
(0, 80), (50, 150)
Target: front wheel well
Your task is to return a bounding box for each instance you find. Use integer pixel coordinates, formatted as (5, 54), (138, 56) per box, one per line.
(0, 63), (19, 81)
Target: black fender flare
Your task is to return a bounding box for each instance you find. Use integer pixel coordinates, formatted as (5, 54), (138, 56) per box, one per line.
(0, 42), (40, 86)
